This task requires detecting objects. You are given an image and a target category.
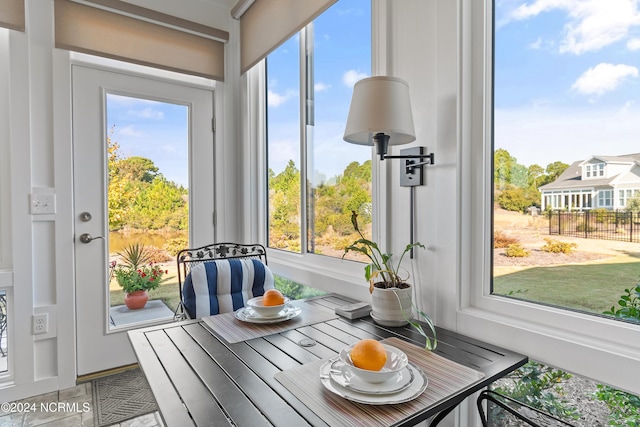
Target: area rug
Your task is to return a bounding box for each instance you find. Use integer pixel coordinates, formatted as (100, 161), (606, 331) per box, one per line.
(92, 368), (158, 426)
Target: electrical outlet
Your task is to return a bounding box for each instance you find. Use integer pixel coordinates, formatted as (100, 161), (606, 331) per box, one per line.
(32, 313), (49, 335)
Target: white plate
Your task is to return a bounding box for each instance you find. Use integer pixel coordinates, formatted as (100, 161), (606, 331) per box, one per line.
(328, 359), (415, 395)
(234, 305), (301, 324)
(319, 359), (428, 405)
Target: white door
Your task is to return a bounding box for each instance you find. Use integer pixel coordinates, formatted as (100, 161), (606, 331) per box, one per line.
(72, 65), (215, 375)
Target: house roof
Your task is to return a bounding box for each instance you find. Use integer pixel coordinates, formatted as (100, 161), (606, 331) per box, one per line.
(579, 153), (640, 165)
(539, 153), (640, 191)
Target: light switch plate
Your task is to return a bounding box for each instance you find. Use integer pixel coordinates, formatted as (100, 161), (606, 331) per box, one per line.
(30, 193), (56, 215)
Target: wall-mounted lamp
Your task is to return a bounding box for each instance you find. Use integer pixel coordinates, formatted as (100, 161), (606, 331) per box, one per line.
(343, 76), (434, 184)
(343, 76), (435, 257)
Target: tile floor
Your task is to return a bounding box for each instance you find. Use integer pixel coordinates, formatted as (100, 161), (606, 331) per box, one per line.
(0, 381), (163, 427)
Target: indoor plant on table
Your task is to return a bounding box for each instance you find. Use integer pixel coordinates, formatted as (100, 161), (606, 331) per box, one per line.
(343, 211), (437, 350)
(113, 243), (167, 310)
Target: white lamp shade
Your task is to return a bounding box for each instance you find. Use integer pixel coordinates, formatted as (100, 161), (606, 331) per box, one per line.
(343, 76), (416, 146)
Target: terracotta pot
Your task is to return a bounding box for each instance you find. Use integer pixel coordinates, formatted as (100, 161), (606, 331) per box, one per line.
(124, 290), (148, 310)
(370, 285), (413, 327)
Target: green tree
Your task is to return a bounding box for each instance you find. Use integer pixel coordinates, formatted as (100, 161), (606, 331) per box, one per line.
(129, 176), (188, 230)
(107, 133), (138, 230)
(494, 148), (514, 189)
(543, 161), (570, 185)
(528, 164), (545, 189)
(118, 156), (159, 183)
(107, 127), (188, 232)
(510, 163), (529, 188)
(268, 160), (301, 250)
(625, 194), (640, 213)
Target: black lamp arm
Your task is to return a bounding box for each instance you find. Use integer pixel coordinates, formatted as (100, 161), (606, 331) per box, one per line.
(383, 152), (435, 174)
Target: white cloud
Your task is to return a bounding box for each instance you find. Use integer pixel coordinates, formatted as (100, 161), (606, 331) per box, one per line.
(620, 100), (635, 113)
(267, 89), (296, 107)
(342, 70), (368, 87)
(627, 37), (640, 50)
(129, 107), (164, 120)
(314, 82), (331, 92)
(571, 63), (638, 95)
(118, 125), (144, 137)
(509, 0), (640, 54)
(529, 37), (543, 49)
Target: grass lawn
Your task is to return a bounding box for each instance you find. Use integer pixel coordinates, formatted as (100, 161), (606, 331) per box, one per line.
(494, 259), (640, 314)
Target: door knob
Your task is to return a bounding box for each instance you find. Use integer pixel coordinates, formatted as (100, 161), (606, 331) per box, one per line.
(79, 233), (105, 244)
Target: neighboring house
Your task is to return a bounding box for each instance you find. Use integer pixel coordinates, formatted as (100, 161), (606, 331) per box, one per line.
(540, 153), (640, 211)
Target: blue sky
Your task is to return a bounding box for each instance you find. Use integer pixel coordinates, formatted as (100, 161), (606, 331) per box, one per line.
(495, 0), (640, 168)
(267, 0), (371, 179)
(107, 94), (189, 187)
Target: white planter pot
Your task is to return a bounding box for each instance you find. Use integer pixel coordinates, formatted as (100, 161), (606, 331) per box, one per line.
(370, 285), (412, 327)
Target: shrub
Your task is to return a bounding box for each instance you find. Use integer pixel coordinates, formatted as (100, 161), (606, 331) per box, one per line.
(494, 231), (519, 248)
(163, 237), (189, 256)
(603, 284), (640, 323)
(144, 245), (171, 263)
(492, 361), (580, 421)
(592, 208), (612, 223)
(541, 238), (577, 254)
(496, 188), (530, 212)
(505, 243), (530, 257)
(595, 384), (640, 426)
(576, 222), (596, 232)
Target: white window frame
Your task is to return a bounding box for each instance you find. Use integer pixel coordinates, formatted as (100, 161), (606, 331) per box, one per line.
(0, 28), (13, 381)
(457, 0), (640, 395)
(598, 189), (612, 208)
(585, 164), (591, 178)
(250, 2), (381, 303)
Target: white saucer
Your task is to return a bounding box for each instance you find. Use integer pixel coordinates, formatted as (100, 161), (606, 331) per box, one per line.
(319, 359), (428, 405)
(235, 305), (301, 324)
(329, 360), (415, 395)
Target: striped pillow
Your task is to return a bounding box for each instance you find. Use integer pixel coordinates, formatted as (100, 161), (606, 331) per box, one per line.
(182, 259), (275, 319)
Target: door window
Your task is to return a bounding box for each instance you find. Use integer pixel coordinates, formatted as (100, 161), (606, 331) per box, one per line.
(106, 94), (189, 329)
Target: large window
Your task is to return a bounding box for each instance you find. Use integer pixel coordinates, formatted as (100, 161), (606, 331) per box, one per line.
(266, 0), (372, 260)
(459, 0), (639, 399)
(492, 0), (640, 323)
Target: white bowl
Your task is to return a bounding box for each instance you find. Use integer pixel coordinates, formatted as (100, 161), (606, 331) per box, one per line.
(339, 343), (409, 384)
(246, 296), (289, 318)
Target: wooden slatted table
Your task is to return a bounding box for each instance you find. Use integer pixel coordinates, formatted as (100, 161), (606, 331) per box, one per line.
(128, 294), (527, 426)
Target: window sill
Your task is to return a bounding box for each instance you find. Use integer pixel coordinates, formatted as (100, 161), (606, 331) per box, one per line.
(267, 249), (372, 302)
(456, 302), (640, 395)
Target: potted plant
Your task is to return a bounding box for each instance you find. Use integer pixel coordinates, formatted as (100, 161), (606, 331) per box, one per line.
(344, 211), (436, 350)
(113, 243), (167, 310)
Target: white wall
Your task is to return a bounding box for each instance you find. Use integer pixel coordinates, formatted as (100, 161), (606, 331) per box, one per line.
(384, 0), (459, 331)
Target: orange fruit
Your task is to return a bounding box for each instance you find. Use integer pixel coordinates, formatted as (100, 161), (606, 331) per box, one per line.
(349, 339), (387, 371)
(262, 289), (285, 306)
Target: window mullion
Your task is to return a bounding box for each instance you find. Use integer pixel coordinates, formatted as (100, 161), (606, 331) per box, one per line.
(299, 25), (310, 255)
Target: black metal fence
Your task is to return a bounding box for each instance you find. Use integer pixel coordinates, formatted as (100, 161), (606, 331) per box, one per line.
(549, 210), (640, 243)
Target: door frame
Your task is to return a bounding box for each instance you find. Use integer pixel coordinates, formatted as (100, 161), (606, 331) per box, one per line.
(71, 59), (216, 376)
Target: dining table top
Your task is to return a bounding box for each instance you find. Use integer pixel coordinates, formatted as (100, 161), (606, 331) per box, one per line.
(127, 293), (527, 427)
